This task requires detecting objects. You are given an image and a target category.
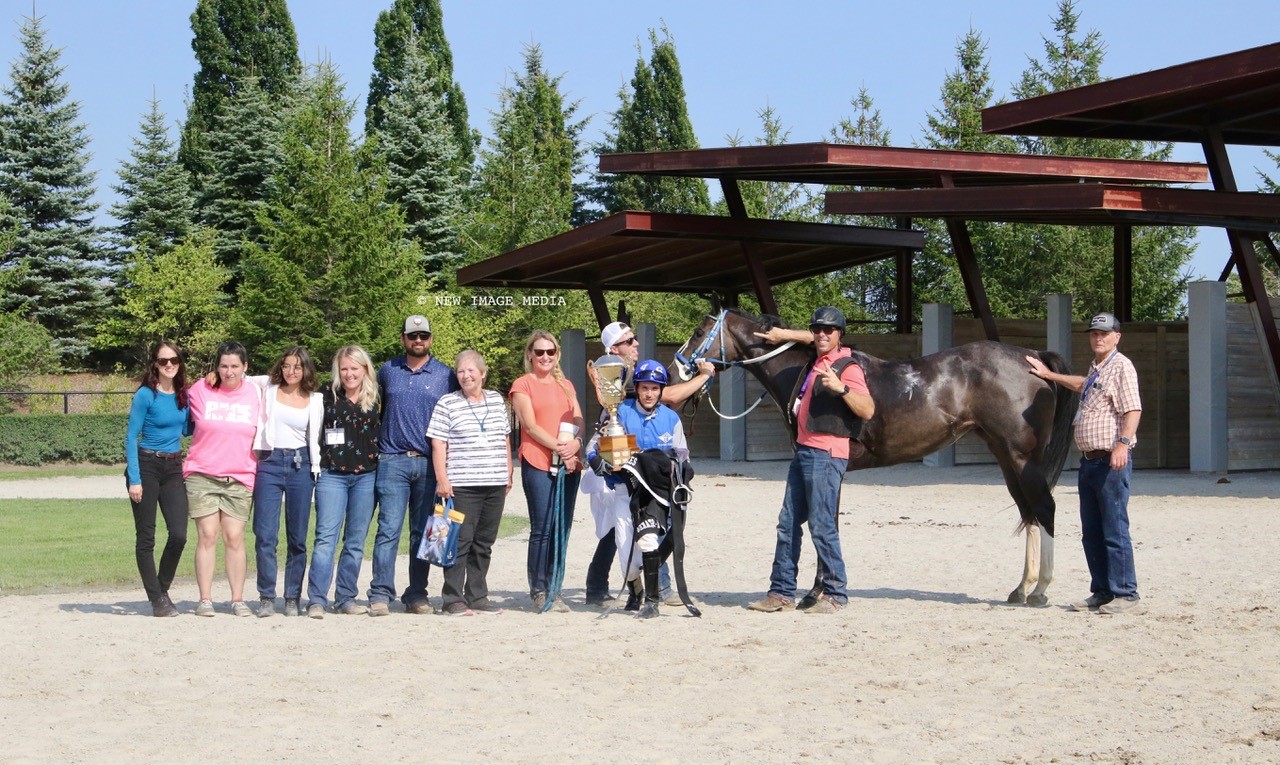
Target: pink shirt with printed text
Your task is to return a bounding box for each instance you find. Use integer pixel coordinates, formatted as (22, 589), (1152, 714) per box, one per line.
(184, 378), (262, 489)
(795, 346), (869, 460)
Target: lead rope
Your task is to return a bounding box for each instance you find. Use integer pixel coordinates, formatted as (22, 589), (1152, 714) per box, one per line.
(542, 465), (569, 613)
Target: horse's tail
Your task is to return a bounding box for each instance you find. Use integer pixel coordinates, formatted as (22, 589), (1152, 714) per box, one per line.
(1038, 350), (1079, 493)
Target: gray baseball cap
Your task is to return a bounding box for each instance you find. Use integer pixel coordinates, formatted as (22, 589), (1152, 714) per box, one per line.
(1088, 312), (1120, 333)
(403, 315), (431, 334)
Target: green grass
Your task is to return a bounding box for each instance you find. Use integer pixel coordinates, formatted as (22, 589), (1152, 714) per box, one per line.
(0, 498), (531, 594)
(0, 465), (124, 481)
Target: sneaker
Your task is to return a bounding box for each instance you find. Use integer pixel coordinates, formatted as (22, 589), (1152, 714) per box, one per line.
(442, 601), (473, 616)
(194, 599), (215, 617)
(368, 601), (390, 617)
(231, 600), (253, 617)
(470, 599), (504, 614)
(802, 594), (845, 615)
(1098, 598), (1144, 615)
(551, 597), (570, 613)
(337, 602), (368, 616)
(256, 597), (277, 618)
(1068, 594), (1113, 612)
(151, 594), (178, 618)
(746, 594), (795, 613)
(406, 599), (434, 615)
(306, 603), (325, 620)
(531, 592), (548, 612)
(283, 598), (301, 617)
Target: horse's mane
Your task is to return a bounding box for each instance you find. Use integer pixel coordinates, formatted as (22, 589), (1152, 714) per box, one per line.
(725, 307), (789, 330)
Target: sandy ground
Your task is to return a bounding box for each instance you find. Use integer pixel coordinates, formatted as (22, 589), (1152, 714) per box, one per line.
(1, 460), (1278, 765)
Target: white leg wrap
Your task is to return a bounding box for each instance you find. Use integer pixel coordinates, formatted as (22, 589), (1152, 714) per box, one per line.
(637, 533), (660, 553)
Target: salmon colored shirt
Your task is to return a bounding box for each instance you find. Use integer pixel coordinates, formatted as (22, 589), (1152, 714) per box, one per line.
(795, 346), (869, 460)
(510, 373), (579, 472)
(184, 378), (262, 489)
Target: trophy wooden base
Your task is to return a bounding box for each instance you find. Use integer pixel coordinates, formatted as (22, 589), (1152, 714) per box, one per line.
(600, 433), (639, 467)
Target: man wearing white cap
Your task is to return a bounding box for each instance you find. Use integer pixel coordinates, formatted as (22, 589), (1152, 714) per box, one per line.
(1026, 311), (1143, 615)
(367, 314), (459, 616)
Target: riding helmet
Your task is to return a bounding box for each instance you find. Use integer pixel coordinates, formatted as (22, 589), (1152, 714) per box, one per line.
(633, 359), (670, 387)
(809, 306), (847, 332)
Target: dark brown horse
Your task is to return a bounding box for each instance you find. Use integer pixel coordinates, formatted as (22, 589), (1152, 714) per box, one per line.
(675, 309), (1078, 606)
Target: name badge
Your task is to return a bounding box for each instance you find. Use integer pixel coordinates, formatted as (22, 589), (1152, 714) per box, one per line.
(325, 427), (345, 445)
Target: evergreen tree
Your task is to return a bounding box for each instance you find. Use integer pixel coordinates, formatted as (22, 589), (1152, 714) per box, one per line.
(375, 45), (464, 278)
(1008, 0), (1194, 319)
(366, 0), (475, 174)
(94, 229), (231, 365)
(233, 61), (424, 364)
(110, 97), (196, 259)
(179, 0), (300, 189)
(0, 13), (105, 364)
(196, 78), (284, 282)
(592, 27), (711, 216)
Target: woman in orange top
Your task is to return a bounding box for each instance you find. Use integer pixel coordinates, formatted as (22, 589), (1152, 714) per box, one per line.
(510, 330), (584, 612)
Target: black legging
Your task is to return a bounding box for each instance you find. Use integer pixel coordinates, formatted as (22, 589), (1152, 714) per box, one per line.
(130, 451), (189, 602)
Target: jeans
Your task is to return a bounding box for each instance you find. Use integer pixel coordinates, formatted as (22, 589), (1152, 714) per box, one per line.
(442, 485), (506, 607)
(370, 453), (435, 605)
(308, 469), (376, 609)
(252, 448), (315, 600)
(521, 459), (580, 595)
(1078, 455), (1139, 600)
(128, 451), (188, 602)
(768, 445), (848, 602)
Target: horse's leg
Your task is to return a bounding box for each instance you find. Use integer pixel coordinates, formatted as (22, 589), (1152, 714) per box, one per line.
(981, 438), (1041, 604)
(1009, 523), (1039, 605)
(1027, 524), (1054, 607)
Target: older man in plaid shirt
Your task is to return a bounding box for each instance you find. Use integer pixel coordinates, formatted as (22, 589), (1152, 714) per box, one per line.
(1026, 312), (1143, 615)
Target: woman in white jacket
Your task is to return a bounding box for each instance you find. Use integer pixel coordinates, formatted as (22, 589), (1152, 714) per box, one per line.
(247, 346), (324, 617)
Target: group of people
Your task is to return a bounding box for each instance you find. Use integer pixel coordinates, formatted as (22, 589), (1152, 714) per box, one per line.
(126, 305), (1144, 619)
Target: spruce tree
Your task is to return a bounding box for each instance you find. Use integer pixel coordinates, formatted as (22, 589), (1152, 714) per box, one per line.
(110, 97), (196, 259)
(1009, 0), (1194, 319)
(179, 0), (300, 190)
(0, 13), (105, 364)
(592, 27), (711, 216)
(233, 61), (423, 364)
(376, 45), (464, 278)
(196, 78), (284, 282)
(366, 0), (475, 174)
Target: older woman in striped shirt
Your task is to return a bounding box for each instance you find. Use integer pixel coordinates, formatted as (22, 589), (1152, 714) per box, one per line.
(426, 350), (512, 616)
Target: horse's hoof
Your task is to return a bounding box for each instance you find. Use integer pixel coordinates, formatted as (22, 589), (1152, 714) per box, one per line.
(797, 592), (820, 610)
(1007, 589), (1027, 604)
(1026, 594), (1049, 608)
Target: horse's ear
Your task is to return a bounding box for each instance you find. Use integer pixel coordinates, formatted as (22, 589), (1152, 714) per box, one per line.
(709, 291), (722, 313)
(617, 300), (630, 325)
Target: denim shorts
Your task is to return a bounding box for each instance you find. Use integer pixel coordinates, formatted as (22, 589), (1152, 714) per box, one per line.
(186, 472), (254, 523)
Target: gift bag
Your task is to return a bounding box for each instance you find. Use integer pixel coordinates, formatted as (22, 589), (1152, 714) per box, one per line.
(416, 496), (465, 567)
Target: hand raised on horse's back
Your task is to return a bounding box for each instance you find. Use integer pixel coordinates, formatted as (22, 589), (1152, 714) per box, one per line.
(753, 326), (814, 346)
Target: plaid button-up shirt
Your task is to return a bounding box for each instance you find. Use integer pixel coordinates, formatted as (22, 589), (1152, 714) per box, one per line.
(1073, 350), (1142, 453)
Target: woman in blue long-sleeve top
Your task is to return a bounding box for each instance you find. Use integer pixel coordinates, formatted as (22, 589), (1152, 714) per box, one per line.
(125, 341), (192, 617)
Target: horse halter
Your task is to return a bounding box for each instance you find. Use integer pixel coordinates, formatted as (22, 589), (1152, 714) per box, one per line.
(674, 310), (799, 381)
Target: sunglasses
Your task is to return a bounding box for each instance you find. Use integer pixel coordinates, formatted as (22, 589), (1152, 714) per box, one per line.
(405, 332), (431, 341)
(614, 336), (638, 347)
(809, 325), (841, 335)
(155, 357), (180, 367)
(531, 348), (558, 357)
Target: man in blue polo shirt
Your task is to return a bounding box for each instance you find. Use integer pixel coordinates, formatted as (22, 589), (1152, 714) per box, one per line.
(368, 314), (459, 616)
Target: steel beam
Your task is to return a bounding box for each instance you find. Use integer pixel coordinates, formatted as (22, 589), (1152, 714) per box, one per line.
(1113, 224), (1133, 322)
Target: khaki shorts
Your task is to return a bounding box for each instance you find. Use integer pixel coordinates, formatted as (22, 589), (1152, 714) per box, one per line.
(186, 473), (253, 523)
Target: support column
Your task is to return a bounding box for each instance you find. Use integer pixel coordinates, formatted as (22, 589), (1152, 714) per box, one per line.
(635, 322), (656, 363)
(587, 287), (611, 330)
(560, 329), (588, 426)
(1113, 224), (1133, 323)
(1188, 281), (1228, 472)
(939, 173), (998, 342)
(922, 303), (955, 467)
(719, 367), (747, 461)
(1046, 294), (1073, 370)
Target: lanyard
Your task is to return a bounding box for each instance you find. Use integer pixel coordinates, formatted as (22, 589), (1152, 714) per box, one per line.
(1081, 350), (1117, 407)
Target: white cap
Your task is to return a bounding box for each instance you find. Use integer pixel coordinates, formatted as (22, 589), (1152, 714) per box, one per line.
(600, 321), (631, 349)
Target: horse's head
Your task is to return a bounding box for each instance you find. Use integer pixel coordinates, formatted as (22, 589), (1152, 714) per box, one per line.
(673, 309), (791, 380)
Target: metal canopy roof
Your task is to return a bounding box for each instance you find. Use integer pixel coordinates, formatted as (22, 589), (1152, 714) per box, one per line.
(982, 42), (1280, 145)
(455, 210), (924, 294)
(597, 142), (1208, 187)
(825, 184), (1280, 231)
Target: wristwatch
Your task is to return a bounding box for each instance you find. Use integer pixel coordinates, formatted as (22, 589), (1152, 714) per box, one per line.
(1117, 436), (1135, 448)
(842, 385), (851, 395)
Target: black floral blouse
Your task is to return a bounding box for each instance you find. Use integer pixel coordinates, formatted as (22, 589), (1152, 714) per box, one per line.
(320, 388), (381, 474)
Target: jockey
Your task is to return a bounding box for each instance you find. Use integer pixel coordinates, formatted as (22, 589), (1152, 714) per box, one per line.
(584, 359), (691, 617)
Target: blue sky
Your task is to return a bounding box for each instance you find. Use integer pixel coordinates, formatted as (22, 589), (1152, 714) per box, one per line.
(2, 0), (1277, 281)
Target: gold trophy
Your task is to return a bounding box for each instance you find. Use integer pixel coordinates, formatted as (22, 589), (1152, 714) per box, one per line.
(588, 354), (638, 467)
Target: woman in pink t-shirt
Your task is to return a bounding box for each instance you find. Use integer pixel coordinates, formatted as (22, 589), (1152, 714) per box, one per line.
(510, 330), (584, 612)
(184, 341), (263, 617)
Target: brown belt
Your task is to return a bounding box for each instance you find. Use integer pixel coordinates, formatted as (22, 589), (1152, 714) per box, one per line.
(1083, 449), (1111, 461)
